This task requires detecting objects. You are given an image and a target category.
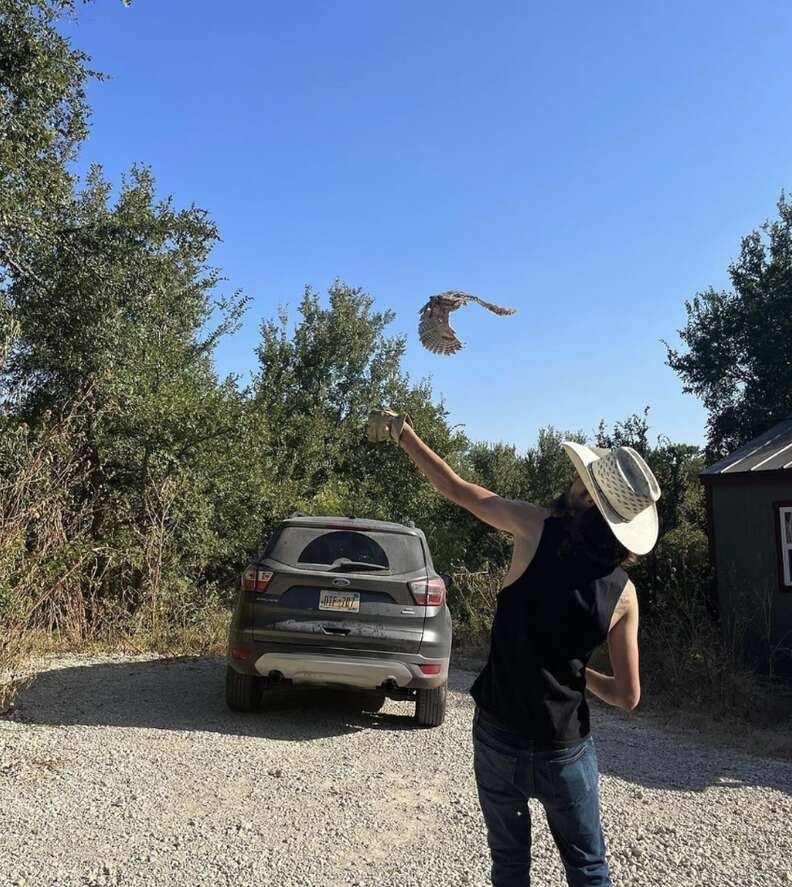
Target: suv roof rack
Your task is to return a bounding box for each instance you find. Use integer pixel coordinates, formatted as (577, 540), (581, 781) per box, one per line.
(288, 510), (307, 518)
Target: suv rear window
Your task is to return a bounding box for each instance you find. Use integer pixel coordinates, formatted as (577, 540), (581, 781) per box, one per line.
(263, 526), (425, 574)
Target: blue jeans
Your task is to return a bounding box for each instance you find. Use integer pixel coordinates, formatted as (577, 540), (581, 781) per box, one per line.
(473, 710), (611, 887)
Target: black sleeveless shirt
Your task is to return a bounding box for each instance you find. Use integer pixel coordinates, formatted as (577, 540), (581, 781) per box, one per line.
(470, 515), (628, 742)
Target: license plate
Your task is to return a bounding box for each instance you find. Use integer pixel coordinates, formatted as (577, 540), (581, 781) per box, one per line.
(318, 590), (360, 613)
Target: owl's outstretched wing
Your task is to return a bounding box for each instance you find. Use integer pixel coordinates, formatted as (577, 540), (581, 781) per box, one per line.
(418, 299), (463, 355)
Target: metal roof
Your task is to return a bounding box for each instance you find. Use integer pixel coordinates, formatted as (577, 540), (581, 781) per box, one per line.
(701, 417), (792, 475)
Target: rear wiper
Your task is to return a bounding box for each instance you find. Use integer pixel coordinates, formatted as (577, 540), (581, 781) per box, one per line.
(328, 558), (388, 572)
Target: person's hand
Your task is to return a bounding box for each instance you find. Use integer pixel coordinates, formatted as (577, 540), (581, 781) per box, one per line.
(367, 409), (412, 445)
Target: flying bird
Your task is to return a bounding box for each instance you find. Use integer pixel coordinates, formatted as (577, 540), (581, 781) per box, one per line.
(418, 291), (517, 355)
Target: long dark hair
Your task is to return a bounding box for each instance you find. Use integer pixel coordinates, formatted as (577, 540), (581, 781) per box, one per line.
(552, 492), (638, 570)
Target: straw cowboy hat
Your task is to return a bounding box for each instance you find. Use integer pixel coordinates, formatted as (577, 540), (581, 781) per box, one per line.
(562, 442), (662, 556)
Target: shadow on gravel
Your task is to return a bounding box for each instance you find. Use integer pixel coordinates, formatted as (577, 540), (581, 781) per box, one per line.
(7, 657), (423, 742)
(10, 658), (792, 797)
(590, 706), (792, 798)
(454, 663), (792, 798)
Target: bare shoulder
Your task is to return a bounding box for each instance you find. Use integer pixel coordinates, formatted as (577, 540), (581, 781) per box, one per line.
(511, 501), (551, 538)
(610, 579), (638, 629)
(515, 500), (551, 523)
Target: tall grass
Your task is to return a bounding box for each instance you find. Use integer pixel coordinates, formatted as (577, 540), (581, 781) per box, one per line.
(0, 408), (89, 709)
(447, 566), (504, 657)
(0, 405), (229, 710)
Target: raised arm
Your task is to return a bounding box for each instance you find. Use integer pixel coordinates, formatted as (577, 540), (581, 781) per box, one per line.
(585, 581), (641, 711)
(397, 423), (547, 538)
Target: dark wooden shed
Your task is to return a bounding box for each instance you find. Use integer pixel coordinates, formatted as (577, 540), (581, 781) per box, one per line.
(700, 418), (792, 673)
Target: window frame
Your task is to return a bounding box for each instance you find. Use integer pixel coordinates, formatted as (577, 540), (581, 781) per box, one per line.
(263, 524), (426, 574)
(773, 501), (792, 592)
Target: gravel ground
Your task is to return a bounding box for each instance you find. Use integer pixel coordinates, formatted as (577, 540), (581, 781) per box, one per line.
(1, 654), (791, 887)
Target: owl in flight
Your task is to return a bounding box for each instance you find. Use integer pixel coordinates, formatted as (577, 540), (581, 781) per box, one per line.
(418, 291), (517, 355)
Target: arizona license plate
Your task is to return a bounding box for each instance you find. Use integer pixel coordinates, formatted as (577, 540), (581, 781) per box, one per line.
(318, 590), (360, 613)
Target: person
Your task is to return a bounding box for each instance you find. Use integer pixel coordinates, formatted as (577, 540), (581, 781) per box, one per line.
(367, 409), (662, 887)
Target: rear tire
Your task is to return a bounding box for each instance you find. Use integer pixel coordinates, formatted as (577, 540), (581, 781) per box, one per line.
(225, 664), (261, 712)
(415, 682), (447, 727)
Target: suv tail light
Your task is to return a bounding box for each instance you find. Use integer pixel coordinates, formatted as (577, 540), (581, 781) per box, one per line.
(409, 577), (446, 607)
(241, 566), (274, 592)
(231, 646), (252, 661)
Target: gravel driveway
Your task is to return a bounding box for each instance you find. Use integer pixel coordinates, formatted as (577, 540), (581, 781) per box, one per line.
(1, 654), (791, 887)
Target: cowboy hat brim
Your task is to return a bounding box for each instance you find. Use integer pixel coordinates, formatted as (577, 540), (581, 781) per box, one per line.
(562, 441), (659, 556)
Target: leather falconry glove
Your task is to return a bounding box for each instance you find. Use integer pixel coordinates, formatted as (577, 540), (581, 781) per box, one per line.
(367, 409), (412, 445)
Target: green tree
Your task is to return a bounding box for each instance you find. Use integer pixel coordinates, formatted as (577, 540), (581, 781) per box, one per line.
(666, 193), (792, 458)
(595, 407), (651, 455)
(3, 163), (253, 625)
(0, 0), (98, 386)
(524, 426), (584, 506)
(251, 282), (465, 557)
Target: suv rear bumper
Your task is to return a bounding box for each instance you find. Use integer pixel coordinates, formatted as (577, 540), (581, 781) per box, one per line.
(252, 651), (447, 689)
(228, 642), (449, 690)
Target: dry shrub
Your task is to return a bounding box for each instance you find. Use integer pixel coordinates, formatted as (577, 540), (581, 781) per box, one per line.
(0, 405), (96, 708)
(0, 394), (235, 712)
(633, 523), (777, 723)
(0, 633), (33, 713)
(447, 566), (504, 656)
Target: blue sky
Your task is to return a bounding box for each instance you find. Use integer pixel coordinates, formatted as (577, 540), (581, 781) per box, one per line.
(63, 1), (792, 451)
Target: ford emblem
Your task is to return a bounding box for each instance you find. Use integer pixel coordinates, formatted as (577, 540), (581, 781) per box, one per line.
(332, 578), (351, 587)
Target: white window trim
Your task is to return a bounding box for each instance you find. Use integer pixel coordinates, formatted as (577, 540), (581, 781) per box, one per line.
(780, 506), (792, 587)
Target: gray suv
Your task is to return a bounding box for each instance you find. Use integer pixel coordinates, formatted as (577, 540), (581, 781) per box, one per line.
(225, 514), (452, 727)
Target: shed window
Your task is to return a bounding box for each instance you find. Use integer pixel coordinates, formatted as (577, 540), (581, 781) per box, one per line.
(780, 506), (792, 588)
